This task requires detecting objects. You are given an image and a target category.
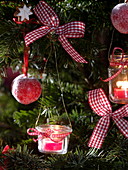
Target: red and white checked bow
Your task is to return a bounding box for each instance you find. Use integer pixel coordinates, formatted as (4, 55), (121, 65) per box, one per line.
(27, 128), (71, 143)
(24, 1), (87, 63)
(88, 88), (128, 149)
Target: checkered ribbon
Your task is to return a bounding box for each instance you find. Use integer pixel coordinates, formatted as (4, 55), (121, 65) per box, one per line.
(24, 1), (87, 63)
(27, 128), (71, 143)
(88, 88), (128, 149)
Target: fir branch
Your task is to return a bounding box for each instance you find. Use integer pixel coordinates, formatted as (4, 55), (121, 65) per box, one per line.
(1, 144), (47, 170)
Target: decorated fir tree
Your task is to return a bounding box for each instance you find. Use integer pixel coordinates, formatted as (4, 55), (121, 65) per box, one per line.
(0, 0), (128, 169)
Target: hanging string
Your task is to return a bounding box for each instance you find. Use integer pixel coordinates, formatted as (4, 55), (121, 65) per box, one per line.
(35, 45), (53, 127)
(100, 28), (115, 82)
(22, 46), (30, 76)
(35, 108), (42, 127)
(107, 28), (115, 60)
(21, 24), (30, 76)
(34, 37), (72, 127)
(53, 44), (72, 128)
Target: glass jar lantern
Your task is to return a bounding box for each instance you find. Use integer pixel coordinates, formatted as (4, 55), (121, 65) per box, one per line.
(36, 124), (72, 154)
(108, 47), (128, 104)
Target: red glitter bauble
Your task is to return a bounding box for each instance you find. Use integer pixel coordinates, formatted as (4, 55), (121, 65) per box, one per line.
(111, 3), (128, 34)
(11, 74), (42, 105)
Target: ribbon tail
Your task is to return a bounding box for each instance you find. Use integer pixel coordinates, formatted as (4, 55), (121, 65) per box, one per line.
(58, 35), (87, 63)
(88, 116), (110, 149)
(24, 26), (51, 46)
(113, 117), (128, 138)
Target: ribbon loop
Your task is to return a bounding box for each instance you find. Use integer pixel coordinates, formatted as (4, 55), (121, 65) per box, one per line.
(88, 88), (112, 116)
(56, 21), (85, 38)
(27, 128), (53, 142)
(88, 88), (128, 149)
(27, 128), (41, 136)
(25, 26), (53, 46)
(24, 1), (87, 63)
(34, 1), (59, 27)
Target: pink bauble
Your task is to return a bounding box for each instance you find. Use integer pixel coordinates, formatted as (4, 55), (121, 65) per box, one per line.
(11, 74), (42, 105)
(111, 3), (128, 34)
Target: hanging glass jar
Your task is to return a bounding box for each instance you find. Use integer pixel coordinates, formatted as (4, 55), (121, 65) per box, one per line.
(36, 124), (72, 154)
(108, 47), (128, 104)
(27, 124), (72, 154)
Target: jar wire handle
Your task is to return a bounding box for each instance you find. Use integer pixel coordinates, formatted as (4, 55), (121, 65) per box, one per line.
(111, 47), (124, 63)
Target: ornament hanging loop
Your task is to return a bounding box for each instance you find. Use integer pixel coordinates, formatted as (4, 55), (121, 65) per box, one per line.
(22, 46), (30, 76)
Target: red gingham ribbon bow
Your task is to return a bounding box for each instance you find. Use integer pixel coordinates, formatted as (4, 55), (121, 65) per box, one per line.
(27, 128), (53, 142)
(88, 88), (128, 149)
(27, 128), (71, 143)
(24, 1), (87, 63)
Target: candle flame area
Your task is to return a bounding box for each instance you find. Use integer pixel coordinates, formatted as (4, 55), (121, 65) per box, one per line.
(116, 81), (128, 89)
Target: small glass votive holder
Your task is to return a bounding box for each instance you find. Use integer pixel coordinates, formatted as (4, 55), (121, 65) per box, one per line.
(36, 124), (72, 154)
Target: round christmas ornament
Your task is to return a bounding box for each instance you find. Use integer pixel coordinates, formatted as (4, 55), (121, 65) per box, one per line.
(11, 74), (42, 105)
(111, 1), (128, 34)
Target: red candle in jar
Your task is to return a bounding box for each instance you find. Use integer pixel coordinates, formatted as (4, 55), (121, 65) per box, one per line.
(43, 138), (63, 151)
(114, 88), (128, 99)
